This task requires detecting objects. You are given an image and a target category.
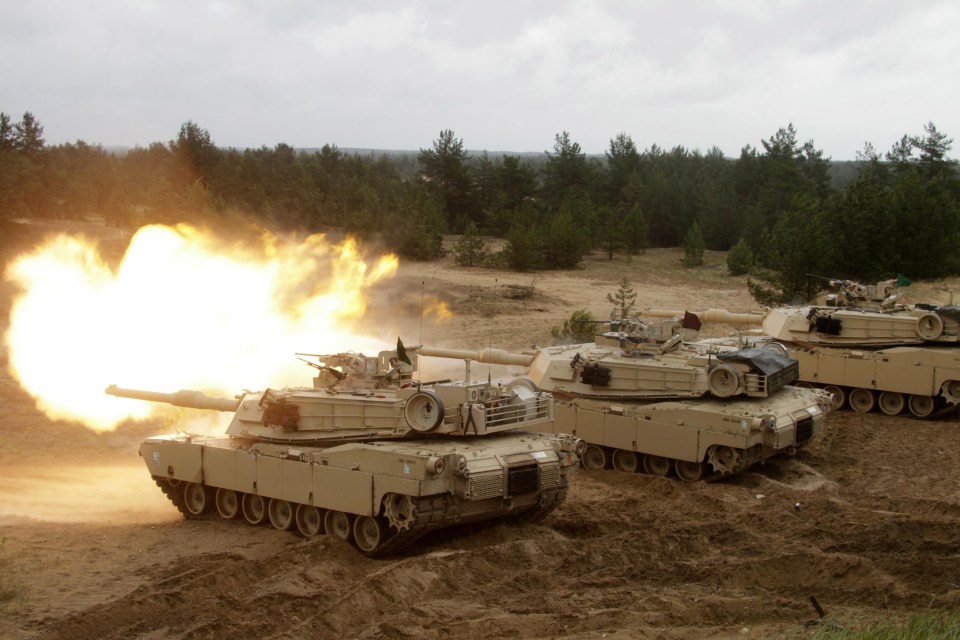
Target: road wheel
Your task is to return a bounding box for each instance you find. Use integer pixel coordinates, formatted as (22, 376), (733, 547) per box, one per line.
(324, 510), (354, 541)
(675, 460), (706, 482)
(612, 450), (639, 473)
(823, 385), (846, 410)
(295, 505), (324, 537)
(848, 388), (875, 413)
(215, 488), (240, 520)
(908, 394), (935, 418)
(581, 445), (608, 471)
(242, 494), (268, 525)
(183, 483), (210, 517)
(878, 391), (905, 416)
(643, 455), (671, 477)
(268, 499), (295, 531)
(353, 516), (388, 554)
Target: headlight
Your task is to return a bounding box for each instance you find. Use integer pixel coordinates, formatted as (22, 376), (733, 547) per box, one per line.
(427, 456), (445, 475)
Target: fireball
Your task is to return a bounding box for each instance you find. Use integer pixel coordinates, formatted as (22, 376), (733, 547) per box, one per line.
(4, 224), (399, 431)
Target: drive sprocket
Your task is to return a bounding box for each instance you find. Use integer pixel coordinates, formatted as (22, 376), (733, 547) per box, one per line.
(383, 493), (418, 533)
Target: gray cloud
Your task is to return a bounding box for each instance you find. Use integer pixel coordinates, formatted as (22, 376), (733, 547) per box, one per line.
(2, 0), (957, 159)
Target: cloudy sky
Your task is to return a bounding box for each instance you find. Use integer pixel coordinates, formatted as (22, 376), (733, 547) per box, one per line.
(3, 1), (958, 159)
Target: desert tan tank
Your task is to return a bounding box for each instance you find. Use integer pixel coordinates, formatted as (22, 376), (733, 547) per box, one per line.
(415, 334), (831, 481)
(642, 298), (960, 419)
(106, 347), (583, 556)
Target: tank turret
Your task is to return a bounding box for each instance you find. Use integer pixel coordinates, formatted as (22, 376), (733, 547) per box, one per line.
(418, 332), (798, 401)
(761, 305), (958, 347)
(641, 301), (960, 348)
(107, 346), (582, 556)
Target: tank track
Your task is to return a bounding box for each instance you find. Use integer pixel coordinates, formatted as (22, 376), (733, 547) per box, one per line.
(150, 477), (449, 556)
(512, 481), (569, 524)
(153, 476), (192, 516)
(150, 477), (568, 556)
(368, 495), (451, 557)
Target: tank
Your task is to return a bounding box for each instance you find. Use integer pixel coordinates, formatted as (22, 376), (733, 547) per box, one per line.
(415, 332), (831, 481)
(106, 347), (583, 556)
(641, 289), (960, 419)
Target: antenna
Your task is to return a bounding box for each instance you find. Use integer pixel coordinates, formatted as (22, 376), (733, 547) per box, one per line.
(488, 278), (496, 384)
(419, 280), (425, 346)
(417, 280), (425, 391)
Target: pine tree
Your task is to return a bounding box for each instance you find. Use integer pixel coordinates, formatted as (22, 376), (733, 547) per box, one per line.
(726, 238), (754, 275)
(606, 277), (637, 319)
(452, 222), (488, 266)
(682, 221), (705, 267)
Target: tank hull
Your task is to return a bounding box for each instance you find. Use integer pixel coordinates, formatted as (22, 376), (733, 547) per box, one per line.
(786, 344), (960, 418)
(533, 386), (828, 479)
(701, 334), (960, 419)
(141, 430), (577, 555)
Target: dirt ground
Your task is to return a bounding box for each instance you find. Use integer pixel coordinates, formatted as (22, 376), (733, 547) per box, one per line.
(1, 222), (959, 639)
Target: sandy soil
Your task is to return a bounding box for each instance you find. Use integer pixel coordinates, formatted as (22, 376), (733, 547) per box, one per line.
(2, 223), (959, 639)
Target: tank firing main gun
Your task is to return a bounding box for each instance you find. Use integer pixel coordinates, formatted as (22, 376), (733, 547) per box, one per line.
(104, 340), (581, 556)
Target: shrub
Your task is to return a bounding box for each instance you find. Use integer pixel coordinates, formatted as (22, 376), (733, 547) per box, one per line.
(452, 222), (488, 267)
(501, 224), (539, 272)
(682, 221), (705, 267)
(726, 238), (754, 275)
(551, 308), (598, 343)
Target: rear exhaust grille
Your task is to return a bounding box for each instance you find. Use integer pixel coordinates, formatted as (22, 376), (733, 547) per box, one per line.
(796, 416), (814, 443)
(507, 463), (539, 497)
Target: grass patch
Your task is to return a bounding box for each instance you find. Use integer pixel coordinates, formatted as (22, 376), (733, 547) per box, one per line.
(813, 613), (960, 639)
(500, 283), (535, 300)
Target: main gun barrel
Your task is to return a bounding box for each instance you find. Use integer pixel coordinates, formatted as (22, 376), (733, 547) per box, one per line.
(105, 384), (241, 412)
(639, 308), (764, 324)
(416, 346), (535, 367)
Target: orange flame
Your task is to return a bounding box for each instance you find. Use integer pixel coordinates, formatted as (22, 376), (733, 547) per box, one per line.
(4, 224), (398, 431)
(423, 300), (453, 320)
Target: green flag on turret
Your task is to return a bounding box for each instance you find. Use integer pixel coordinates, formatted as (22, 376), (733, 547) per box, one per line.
(397, 337), (411, 366)
(896, 273), (912, 288)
